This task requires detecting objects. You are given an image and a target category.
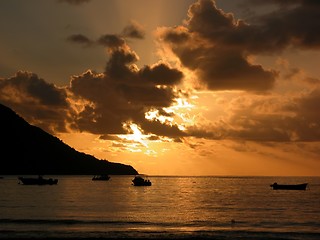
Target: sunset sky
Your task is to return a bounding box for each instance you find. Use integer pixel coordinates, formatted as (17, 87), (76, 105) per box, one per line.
(1, 0), (320, 176)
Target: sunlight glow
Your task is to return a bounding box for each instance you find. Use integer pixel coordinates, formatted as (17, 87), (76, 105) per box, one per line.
(145, 108), (174, 124)
(118, 122), (149, 147)
(145, 95), (196, 132)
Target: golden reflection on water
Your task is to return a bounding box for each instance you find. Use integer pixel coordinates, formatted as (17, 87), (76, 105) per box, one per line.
(0, 175), (319, 236)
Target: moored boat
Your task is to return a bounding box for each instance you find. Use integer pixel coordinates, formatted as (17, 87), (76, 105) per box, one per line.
(270, 182), (308, 190)
(18, 175), (58, 185)
(132, 175), (151, 186)
(92, 175), (110, 181)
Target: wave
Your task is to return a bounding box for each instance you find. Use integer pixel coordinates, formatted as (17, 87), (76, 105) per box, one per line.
(1, 218), (320, 234)
(1, 218), (320, 240)
(0, 218), (154, 226)
(1, 229), (320, 240)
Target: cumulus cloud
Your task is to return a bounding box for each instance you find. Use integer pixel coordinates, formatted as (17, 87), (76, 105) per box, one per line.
(67, 34), (93, 47)
(121, 20), (146, 39)
(67, 20), (145, 49)
(139, 63), (183, 86)
(186, 87), (320, 142)
(97, 34), (126, 49)
(3, 28), (186, 139)
(66, 33), (126, 50)
(66, 33), (125, 49)
(3, 0), (320, 147)
(68, 38), (185, 137)
(157, 0), (320, 92)
(238, 0), (320, 51)
(157, 0), (278, 92)
(0, 71), (70, 133)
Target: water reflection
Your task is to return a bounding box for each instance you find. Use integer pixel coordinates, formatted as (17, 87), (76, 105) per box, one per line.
(0, 175), (319, 236)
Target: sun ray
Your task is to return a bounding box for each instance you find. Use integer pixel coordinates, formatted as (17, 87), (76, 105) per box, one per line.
(118, 122), (148, 147)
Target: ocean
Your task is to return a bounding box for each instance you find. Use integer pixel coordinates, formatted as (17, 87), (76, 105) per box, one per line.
(0, 175), (319, 239)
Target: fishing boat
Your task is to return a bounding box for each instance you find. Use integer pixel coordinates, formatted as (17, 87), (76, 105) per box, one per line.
(132, 175), (151, 186)
(92, 175), (110, 181)
(18, 175), (58, 185)
(270, 182), (308, 190)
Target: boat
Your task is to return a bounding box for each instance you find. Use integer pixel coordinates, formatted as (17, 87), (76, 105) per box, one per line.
(270, 182), (308, 190)
(132, 175), (152, 186)
(92, 175), (110, 181)
(18, 175), (58, 185)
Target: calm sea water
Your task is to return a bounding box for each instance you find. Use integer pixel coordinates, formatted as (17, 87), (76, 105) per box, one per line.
(0, 175), (319, 239)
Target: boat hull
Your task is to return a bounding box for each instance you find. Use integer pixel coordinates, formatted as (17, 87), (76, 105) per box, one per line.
(133, 181), (152, 186)
(18, 177), (58, 185)
(270, 183), (307, 190)
(132, 176), (152, 186)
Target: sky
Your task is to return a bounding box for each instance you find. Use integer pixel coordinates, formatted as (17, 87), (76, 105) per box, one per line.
(1, 0), (320, 176)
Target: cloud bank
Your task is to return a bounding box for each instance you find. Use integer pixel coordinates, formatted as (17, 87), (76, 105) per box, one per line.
(1, 34), (184, 138)
(1, 0), (320, 146)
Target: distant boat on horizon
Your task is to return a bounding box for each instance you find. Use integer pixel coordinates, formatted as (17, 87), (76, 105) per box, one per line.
(92, 175), (110, 181)
(132, 175), (152, 186)
(270, 182), (308, 190)
(18, 175), (58, 185)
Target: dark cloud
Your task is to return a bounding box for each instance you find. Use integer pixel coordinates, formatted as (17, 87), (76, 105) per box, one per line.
(67, 33), (126, 50)
(0, 63), (184, 138)
(99, 134), (121, 141)
(68, 21), (145, 50)
(227, 0), (320, 52)
(140, 63), (184, 86)
(29, 30), (185, 137)
(193, 49), (277, 91)
(104, 47), (139, 79)
(67, 34), (93, 47)
(57, 0), (90, 5)
(0, 71), (67, 107)
(232, 89), (320, 142)
(121, 21), (146, 39)
(158, 0), (320, 91)
(0, 71), (70, 133)
(140, 119), (186, 139)
(68, 41), (185, 137)
(97, 34), (126, 49)
(162, 26), (190, 44)
(187, 88), (320, 142)
(242, 0), (320, 8)
(158, 0), (278, 92)
(4, 0), (319, 146)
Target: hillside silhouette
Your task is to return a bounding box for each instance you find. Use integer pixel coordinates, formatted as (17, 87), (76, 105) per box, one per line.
(0, 103), (138, 175)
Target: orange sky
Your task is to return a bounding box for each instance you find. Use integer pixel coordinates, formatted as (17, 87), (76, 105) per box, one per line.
(1, 0), (320, 176)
